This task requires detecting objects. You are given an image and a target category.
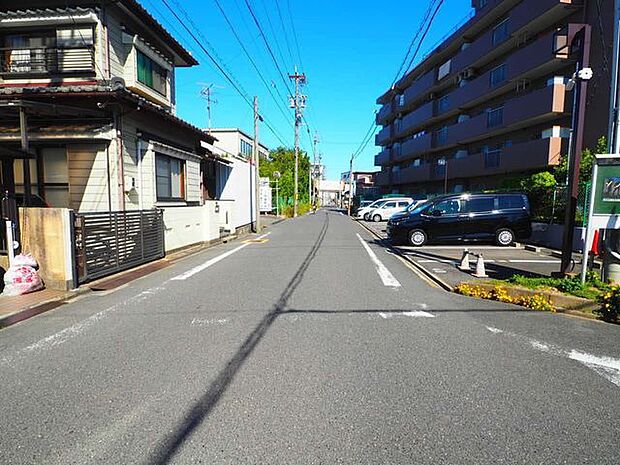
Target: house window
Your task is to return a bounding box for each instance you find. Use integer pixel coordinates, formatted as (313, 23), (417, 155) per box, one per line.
(398, 94), (405, 107)
(155, 154), (185, 200)
(137, 51), (168, 96)
(477, 0), (488, 9)
(438, 95), (449, 113)
(484, 146), (501, 168)
(492, 19), (509, 46)
(240, 139), (253, 158)
(490, 64), (507, 87)
(487, 106), (504, 128)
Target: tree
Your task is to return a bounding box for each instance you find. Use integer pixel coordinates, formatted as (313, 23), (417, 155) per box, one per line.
(259, 147), (311, 205)
(554, 136), (607, 185)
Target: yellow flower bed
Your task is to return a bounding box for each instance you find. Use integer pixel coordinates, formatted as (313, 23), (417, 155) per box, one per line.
(455, 283), (555, 312)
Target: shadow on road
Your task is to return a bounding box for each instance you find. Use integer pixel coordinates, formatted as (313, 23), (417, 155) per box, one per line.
(148, 211), (330, 465)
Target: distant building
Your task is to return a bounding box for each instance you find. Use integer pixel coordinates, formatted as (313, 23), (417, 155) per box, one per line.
(341, 171), (379, 199)
(208, 128), (269, 161)
(318, 180), (343, 207)
(374, 0), (614, 195)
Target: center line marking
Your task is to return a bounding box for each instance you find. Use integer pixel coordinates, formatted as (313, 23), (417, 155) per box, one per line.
(171, 232), (270, 281)
(356, 233), (401, 288)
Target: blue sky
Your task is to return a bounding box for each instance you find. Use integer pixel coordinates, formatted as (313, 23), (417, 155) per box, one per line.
(143, 0), (472, 179)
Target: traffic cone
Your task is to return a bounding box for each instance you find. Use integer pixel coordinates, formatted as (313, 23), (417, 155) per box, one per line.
(473, 253), (488, 278)
(458, 249), (471, 271)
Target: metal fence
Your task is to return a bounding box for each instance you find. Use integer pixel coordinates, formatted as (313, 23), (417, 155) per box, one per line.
(74, 209), (165, 284)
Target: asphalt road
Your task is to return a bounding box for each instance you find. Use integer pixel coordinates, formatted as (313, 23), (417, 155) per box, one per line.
(1, 208), (619, 464)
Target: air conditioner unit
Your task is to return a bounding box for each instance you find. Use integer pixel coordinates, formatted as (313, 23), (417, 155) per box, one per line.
(463, 68), (476, 79)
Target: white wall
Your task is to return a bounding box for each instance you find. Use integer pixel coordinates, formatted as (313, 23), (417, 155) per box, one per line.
(161, 203), (220, 252)
(219, 156), (256, 230)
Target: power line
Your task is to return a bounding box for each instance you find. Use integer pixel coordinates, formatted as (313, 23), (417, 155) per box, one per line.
(391, 0), (438, 85)
(403, 0), (445, 74)
(286, 0), (305, 71)
(259, 0), (293, 73)
(212, 0), (293, 125)
(243, 0), (295, 96)
(274, 0), (297, 70)
(159, 0), (288, 146)
(353, 118), (379, 160)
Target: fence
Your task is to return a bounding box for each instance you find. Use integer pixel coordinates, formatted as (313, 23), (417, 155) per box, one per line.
(74, 209), (165, 284)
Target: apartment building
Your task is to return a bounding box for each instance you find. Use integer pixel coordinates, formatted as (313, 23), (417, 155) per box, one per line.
(374, 0), (614, 195)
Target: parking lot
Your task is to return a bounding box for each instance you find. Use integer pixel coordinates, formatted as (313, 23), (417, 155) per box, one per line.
(359, 219), (581, 288)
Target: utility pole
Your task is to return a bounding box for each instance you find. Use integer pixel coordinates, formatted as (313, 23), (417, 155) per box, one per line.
(253, 96), (261, 233)
(289, 67), (306, 217)
(200, 84), (218, 134)
(311, 131), (319, 206)
(347, 155), (354, 216)
(559, 25), (592, 276)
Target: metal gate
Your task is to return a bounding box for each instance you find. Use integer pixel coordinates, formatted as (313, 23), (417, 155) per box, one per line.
(74, 209), (165, 284)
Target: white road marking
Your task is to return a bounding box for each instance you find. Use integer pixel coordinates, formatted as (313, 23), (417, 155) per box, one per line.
(431, 268), (447, 274)
(171, 232), (270, 281)
(191, 318), (228, 326)
(356, 233), (401, 288)
(402, 310), (436, 318)
(2, 286), (168, 366)
(487, 327), (620, 388)
(486, 326), (504, 334)
(379, 312), (391, 319)
(508, 259), (560, 263)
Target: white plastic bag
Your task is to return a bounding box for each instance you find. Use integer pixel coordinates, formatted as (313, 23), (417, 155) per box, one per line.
(12, 253), (39, 269)
(2, 265), (44, 296)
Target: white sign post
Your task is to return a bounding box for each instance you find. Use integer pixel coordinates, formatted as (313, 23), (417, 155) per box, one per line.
(259, 177), (272, 213)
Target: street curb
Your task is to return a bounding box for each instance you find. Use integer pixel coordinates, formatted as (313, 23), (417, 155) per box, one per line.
(354, 218), (454, 291)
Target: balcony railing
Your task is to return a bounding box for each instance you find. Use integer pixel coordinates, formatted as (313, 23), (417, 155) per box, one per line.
(0, 46), (95, 75)
(375, 148), (391, 166)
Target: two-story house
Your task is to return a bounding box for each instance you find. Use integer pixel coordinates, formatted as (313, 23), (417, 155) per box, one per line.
(0, 0), (219, 213)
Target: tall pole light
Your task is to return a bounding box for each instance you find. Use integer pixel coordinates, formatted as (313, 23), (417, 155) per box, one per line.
(348, 155), (354, 216)
(559, 25), (592, 276)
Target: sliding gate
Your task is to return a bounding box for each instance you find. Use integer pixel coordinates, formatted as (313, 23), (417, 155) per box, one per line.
(74, 209), (165, 284)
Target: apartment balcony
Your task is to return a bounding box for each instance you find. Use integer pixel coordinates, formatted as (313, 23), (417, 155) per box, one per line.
(375, 148), (391, 166)
(392, 165), (432, 185)
(395, 101), (434, 138)
(376, 102), (394, 125)
(446, 137), (566, 179)
(451, 0), (579, 78)
(402, 69), (436, 110)
(375, 170), (391, 186)
(449, 30), (569, 111)
(395, 133), (433, 162)
(375, 125), (393, 146)
(0, 46), (96, 77)
(443, 83), (566, 146)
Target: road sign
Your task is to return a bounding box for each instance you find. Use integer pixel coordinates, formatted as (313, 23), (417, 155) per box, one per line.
(259, 177), (272, 212)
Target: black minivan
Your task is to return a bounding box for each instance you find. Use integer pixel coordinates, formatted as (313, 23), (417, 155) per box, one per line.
(386, 192), (531, 246)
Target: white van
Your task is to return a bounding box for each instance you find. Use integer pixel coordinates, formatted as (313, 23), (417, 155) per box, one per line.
(368, 198), (414, 222)
(357, 197), (412, 221)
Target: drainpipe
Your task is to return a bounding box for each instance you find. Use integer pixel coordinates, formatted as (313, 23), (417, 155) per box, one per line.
(113, 108), (126, 211)
(137, 134), (143, 211)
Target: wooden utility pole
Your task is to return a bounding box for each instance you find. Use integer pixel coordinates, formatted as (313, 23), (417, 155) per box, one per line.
(253, 96), (261, 233)
(289, 67), (306, 217)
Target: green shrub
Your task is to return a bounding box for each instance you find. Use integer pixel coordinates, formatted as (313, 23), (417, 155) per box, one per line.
(596, 285), (620, 322)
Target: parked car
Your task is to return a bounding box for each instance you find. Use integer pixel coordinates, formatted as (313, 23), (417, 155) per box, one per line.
(352, 200), (373, 216)
(386, 192), (531, 246)
(356, 197), (401, 221)
(368, 198), (414, 222)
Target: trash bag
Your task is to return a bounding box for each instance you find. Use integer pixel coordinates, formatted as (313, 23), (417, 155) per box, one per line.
(12, 253), (39, 269)
(2, 265), (44, 297)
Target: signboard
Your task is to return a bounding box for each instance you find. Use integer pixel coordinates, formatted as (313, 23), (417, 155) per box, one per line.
(259, 177), (272, 212)
(593, 161), (620, 215)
